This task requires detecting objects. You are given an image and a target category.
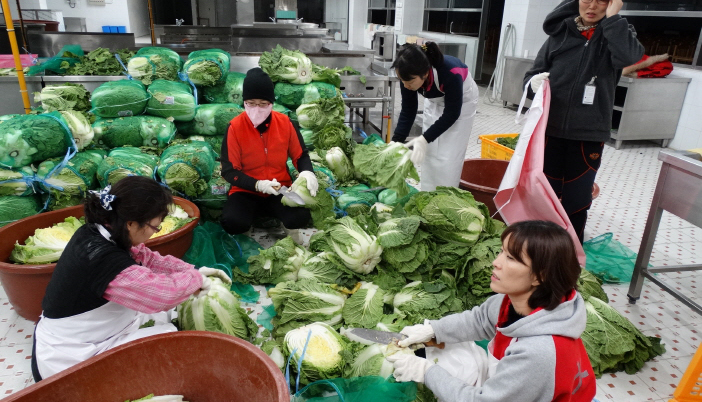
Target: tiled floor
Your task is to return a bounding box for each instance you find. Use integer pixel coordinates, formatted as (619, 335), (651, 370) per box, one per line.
(0, 85), (700, 400)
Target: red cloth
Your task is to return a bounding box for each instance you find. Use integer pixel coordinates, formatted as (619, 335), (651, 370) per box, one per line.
(581, 28), (595, 40)
(224, 111), (307, 196)
(494, 81), (586, 266)
(632, 55), (674, 78)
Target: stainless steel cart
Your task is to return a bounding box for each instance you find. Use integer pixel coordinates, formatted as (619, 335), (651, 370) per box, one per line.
(627, 149), (702, 315)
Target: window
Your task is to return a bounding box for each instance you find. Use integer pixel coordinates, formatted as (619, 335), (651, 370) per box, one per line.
(368, 0), (395, 26)
(423, 0), (483, 35)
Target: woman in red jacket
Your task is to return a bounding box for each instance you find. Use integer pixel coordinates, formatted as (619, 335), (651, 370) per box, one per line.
(220, 68), (317, 243)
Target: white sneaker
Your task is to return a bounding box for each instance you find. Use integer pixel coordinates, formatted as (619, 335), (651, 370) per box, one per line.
(283, 227), (306, 246)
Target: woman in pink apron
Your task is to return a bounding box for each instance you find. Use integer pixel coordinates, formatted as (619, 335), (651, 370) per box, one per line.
(31, 176), (227, 381)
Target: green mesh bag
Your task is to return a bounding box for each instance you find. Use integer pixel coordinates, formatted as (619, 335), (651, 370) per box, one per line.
(0, 113), (73, 169)
(362, 133), (386, 147)
(175, 103), (243, 136)
(274, 82), (339, 110)
(292, 377), (417, 402)
(27, 45), (83, 76)
(90, 80), (150, 118)
(97, 147), (159, 187)
(127, 47), (183, 85)
(583, 233), (639, 284)
(0, 166), (36, 196)
(377, 186), (419, 206)
(92, 116), (176, 149)
(336, 191), (377, 217)
(192, 162), (230, 210)
(146, 79), (196, 122)
(0, 195), (42, 227)
(182, 49), (231, 87)
(202, 72), (246, 105)
(37, 149), (106, 210)
(157, 141), (217, 197)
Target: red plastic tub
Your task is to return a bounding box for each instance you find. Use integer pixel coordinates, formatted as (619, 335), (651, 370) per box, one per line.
(0, 331), (289, 402)
(459, 158), (509, 222)
(0, 197), (199, 322)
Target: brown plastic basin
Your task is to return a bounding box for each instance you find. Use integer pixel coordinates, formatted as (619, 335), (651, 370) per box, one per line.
(458, 158), (509, 222)
(0, 197), (199, 322)
(0, 331), (289, 402)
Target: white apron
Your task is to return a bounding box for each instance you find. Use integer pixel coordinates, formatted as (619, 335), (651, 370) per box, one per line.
(420, 67), (479, 191)
(34, 224), (177, 379)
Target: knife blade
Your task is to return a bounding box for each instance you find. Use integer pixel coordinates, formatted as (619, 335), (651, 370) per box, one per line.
(347, 328), (445, 349)
(278, 185), (305, 205)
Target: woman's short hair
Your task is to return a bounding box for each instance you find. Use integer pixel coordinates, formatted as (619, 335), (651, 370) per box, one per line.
(501, 220), (581, 310)
(84, 176), (173, 250)
(391, 42), (444, 82)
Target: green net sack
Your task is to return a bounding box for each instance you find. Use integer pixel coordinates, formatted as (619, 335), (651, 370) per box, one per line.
(33, 82), (91, 112)
(97, 147), (159, 187)
(90, 80), (150, 118)
(157, 141), (217, 197)
(377, 186), (419, 206)
(0, 194), (42, 227)
(182, 49), (231, 87)
(362, 133), (386, 147)
(37, 149), (106, 210)
(292, 377), (417, 402)
(93, 116), (176, 149)
(27, 45), (83, 76)
(192, 162), (230, 210)
(0, 166), (36, 196)
(583, 233), (638, 283)
(127, 47), (182, 85)
(175, 103), (243, 136)
(274, 82), (339, 110)
(146, 79), (196, 122)
(336, 191), (377, 217)
(0, 113), (74, 169)
(202, 72), (245, 105)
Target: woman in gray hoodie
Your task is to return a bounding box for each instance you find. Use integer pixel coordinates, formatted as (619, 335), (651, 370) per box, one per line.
(387, 220), (596, 401)
(524, 0), (643, 243)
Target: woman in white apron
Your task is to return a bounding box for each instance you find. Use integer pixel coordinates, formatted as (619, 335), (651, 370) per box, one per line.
(31, 176), (228, 381)
(386, 220), (597, 402)
(391, 42), (479, 191)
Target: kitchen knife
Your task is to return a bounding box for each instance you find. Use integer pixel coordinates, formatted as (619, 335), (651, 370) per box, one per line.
(347, 328), (445, 349)
(277, 185), (305, 205)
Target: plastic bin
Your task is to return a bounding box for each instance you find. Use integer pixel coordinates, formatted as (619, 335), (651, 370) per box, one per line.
(116, 26), (126, 33)
(670, 343), (702, 401)
(458, 158), (509, 222)
(109, 26), (118, 33)
(101, 25), (110, 33)
(479, 133), (519, 161)
(0, 197), (199, 322)
(1, 331), (290, 402)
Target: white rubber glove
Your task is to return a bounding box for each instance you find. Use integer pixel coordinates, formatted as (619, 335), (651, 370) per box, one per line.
(530, 72), (550, 93)
(407, 135), (428, 166)
(298, 170), (318, 197)
(198, 267), (232, 286)
(255, 178), (280, 195)
(198, 274), (212, 297)
(386, 354), (434, 383)
(398, 320), (435, 348)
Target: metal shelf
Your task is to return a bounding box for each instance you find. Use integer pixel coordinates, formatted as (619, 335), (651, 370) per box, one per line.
(619, 10), (702, 18)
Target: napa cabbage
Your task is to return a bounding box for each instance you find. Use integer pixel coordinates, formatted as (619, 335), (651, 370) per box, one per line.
(321, 147), (354, 184)
(341, 282), (386, 329)
(269, 279), (347, 334)
(321, 216), (383, 275)
(182, 49), (230, 87)
(280, 173), (335, 229)
(283, 322), (348, 385)
(232, 236), (310, 285)
(58, 110), (94, 150)
(146, 80), (196, 122)
(296, 97), (345, 131)
(352, 142), (419, 197)
(34, 83), (90, 112)
(10, 216), (83, 264)
(259, 45), (312, 85)
(157, 141), (217, 197)
(202, 72), (246, 105)
(0, 166), (35, 196)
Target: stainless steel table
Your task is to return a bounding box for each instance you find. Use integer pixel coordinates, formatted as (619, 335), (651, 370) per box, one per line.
(627, 149), (702, 315)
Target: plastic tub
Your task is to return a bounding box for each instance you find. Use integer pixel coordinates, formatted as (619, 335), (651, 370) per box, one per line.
(459, 158), (509, 222)
(0, 197), (199, 322)
(1, 331), (289, 402)
(478, 133), (519, 161)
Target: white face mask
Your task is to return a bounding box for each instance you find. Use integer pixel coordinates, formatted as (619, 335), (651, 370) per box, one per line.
(244, 103), (273, 127)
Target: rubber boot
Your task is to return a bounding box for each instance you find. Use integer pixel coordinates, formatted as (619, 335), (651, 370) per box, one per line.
(283, 227), (305, 246)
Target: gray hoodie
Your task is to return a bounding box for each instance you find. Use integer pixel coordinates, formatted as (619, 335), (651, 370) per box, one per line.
(424, 292), (595, 402)
(524, 0), (644, 142)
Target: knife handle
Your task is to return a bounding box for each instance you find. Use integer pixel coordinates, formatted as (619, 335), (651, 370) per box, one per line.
(424, 339), (445, 349)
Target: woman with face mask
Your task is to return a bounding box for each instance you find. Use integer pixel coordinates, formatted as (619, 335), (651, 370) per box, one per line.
(523, 0), (643, 244)
(220, 67), (317, 244)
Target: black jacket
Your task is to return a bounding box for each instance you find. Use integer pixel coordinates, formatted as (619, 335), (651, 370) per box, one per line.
(524, 0), (644, 142)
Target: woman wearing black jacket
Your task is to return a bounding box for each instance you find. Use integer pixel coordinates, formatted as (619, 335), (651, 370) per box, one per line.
(524, 0), (643, 243)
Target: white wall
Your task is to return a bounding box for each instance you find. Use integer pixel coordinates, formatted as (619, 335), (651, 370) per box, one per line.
(325, 0), (348, 41)
(497, 0), (560, 61)
(44, 0), (132, 32)
(347, 0), (367, 47)
(668, 68), (702, 150)
(2, 0), (47, 17)
(127, 0), (149, 37)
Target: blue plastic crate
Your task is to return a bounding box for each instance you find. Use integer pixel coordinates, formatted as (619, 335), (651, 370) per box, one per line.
(116, 26), (126, 33)
(101, 26), (111, 33)
(109, 26), (118, 33)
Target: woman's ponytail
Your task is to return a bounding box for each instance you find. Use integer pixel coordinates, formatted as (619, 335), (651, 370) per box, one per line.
(392, 42), (445, 81)
(423, 42), (444, 68)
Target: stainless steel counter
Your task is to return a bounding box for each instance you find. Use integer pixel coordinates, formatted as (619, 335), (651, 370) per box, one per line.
(26, 32), (136, 57)
(627, 149), (702, 315)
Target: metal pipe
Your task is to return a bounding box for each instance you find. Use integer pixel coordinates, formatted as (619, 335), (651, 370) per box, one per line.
(13, 0), (28, 51)
(1, 0), (31, 114)
(148, 0), (156, 45)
